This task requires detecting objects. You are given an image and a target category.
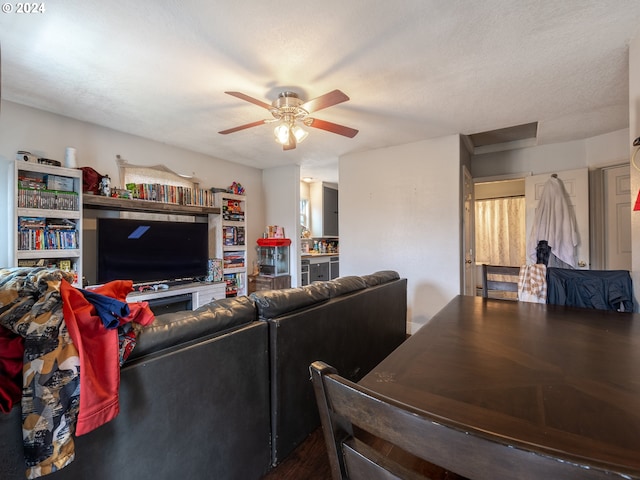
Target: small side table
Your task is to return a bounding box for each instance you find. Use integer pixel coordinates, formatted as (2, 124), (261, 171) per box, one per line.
(248, 274), (291, 294)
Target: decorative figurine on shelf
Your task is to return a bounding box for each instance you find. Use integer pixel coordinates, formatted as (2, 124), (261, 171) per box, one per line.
(228, 181), (245, 195)
(100, 175), (111, 197)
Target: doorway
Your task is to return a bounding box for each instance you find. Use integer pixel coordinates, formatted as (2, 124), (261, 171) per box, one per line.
(591, 164), (631, 270)
(474, 178), (526, 266)
(471, 165), (631, 283)
(472, 177), (525, 295)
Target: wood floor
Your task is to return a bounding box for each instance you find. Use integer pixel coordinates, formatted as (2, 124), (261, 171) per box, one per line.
(261, 428), (332, 480)
(261, 427), (468, 480)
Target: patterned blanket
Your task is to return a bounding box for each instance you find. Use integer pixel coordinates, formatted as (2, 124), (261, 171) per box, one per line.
(0, 267), (80, 478)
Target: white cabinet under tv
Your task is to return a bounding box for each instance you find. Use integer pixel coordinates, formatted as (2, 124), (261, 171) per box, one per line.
(126, 281), (226, 311)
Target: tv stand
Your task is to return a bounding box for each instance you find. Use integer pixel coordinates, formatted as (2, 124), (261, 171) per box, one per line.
(126, 281), (226, 311)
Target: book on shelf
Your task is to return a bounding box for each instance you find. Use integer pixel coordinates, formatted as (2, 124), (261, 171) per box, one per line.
(223, 250), (245, 269)
(222, 272), (245, 297)
(223, 226), (245, 246)
(125, 182), (214, 207)
(18, 217), (78, 251)
(18, 187), (79, 210)
(18, 217), (46, 229)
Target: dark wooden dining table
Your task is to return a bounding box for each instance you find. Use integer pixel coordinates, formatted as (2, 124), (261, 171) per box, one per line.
(358, 295), (640, 480)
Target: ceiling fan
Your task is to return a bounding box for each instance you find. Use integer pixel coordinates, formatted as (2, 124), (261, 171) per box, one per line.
(219, 89), (358, 151)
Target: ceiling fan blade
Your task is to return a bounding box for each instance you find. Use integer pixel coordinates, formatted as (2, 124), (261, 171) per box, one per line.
(218, 119), (267, 135)
(301, 90), (349, 114)
(307, 118), (359, 138)
(225, 91), (272, 110)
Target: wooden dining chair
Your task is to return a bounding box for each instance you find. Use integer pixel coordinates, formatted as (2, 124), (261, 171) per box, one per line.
(310, 361), (469, 480)
(481, 264), (520, 300)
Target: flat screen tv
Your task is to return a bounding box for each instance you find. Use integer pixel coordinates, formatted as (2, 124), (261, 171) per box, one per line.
(97, 218), (208, 285)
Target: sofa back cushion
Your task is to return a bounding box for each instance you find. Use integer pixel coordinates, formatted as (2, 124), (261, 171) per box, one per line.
(252, 272), (405, 320)
(360, 270), (400, 286)
(129, 295), (256, 360)
(324, 276), (368, 298)
(251, 282), (331, 319)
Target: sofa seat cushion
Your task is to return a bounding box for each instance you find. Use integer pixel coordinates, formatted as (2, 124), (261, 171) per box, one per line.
(361, 270), (400, 287)
(129, 295), (256, 360)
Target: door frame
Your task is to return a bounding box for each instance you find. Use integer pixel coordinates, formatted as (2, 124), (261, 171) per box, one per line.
(590, 162), (631, 270)
(462, 165), (475, 295)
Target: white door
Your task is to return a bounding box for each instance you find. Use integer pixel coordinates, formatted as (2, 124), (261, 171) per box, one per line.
(525, 168), (589, 269)
(462, 166), (475, 295)
(604, 164), (632, 270)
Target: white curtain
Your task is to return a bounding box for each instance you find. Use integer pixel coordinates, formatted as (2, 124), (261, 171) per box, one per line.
(475, 197), (526, 266)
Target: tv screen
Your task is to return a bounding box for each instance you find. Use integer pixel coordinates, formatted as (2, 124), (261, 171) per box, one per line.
(97, 218), (208, 285)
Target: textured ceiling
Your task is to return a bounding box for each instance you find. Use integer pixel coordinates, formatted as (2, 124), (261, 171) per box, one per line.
(1, 1), (640, 183)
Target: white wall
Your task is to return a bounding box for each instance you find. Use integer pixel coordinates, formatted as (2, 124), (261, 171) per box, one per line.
(0, 100), (265, 273)
(585, 129), (630, 166)
(472, 128), (629, 179)
(340, 135), (461, 334)
(262, 164), (300, 286)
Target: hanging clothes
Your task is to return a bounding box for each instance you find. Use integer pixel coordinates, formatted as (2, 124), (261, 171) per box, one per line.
(546, 268), (634, 311)
(527, 176), (578, 268)
(0, 268), (155, 479)
(60, 279), (154, 437)
(518, 264), (547, 303)
(535, 240), (551, 266)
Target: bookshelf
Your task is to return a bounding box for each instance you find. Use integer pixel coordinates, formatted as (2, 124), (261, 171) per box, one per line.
(11, 161), (83, 286)
(213, 192), (247, 297)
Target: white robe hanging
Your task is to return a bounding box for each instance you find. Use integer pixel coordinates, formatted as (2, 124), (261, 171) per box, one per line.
(527, 176), (578, 267)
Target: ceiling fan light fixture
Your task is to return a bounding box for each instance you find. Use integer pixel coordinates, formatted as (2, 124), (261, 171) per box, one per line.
(274, 123), (291, 145)
(292, 125), (308, 143)
(222, 89), (358, 149)
(274, 122), (308, 146)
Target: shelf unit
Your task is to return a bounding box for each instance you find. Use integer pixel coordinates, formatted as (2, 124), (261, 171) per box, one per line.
(83, 194), (220, 216)
(213, 192), (247, 297)
(82, 194), (224, 291)
(11, 161), (83, 286)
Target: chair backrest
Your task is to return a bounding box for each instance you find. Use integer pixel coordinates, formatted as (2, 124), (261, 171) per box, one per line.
(481, 264), (520, 299)
(311, 361), (628, 480)
(311, 361), (454, 480)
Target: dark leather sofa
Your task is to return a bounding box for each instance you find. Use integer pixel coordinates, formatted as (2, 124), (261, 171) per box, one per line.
(253, 271), (407, 464)
(0, 271), (407, 480)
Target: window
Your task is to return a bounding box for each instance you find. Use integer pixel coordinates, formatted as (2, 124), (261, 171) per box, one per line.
(300, 198), (309, 228)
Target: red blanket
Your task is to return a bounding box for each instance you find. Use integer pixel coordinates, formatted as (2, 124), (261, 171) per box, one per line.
(60, 279), (154, 436)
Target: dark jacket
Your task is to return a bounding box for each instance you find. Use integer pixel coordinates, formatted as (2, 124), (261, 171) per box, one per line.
(547, 267), (634, 311)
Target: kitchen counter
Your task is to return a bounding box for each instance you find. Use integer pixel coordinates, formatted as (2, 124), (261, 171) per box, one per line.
(301, 254), (339, 283)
